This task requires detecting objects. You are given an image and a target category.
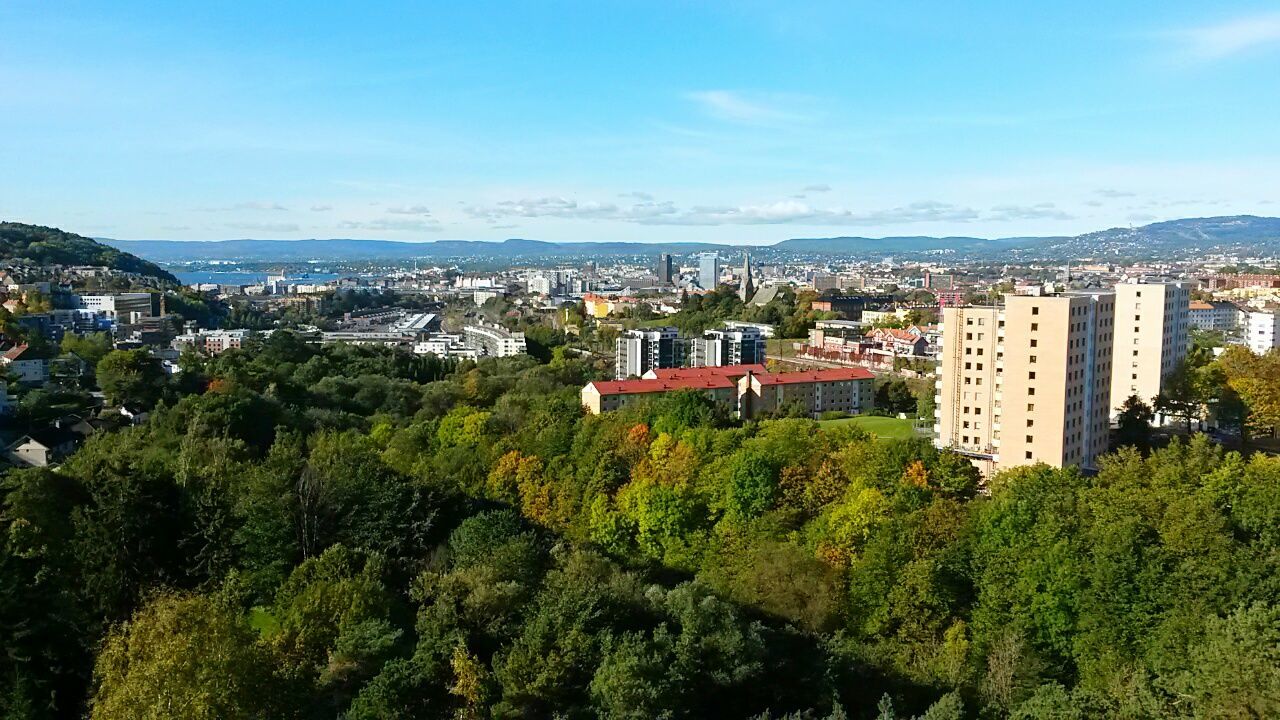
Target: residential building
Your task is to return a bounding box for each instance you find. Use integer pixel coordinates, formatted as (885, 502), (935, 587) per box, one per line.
(463, 324), (527, 357)
(3, 429), (79, 468)
(657, 253), (674, 284)
(173, 329), (251, 355)
(1188, 300), (1240, 333)
(737, 368), (875, 419)
(413, 335), (479, 359)
(1243, 307), (1280, 355)
(581, 375), (739, 415)
(581, 366), (874, 419)
(690, 326), (766, 367)
(615, 327), (684, 379)
(935, 292), (1115, 475)
(0, 344), (50, 385)
(722, 320), (775, 338)
(1109, 280), (1190, 414)
(811, 272), (843, 292)
(698, 253), (720, 290)
(813, 295), (893, 320)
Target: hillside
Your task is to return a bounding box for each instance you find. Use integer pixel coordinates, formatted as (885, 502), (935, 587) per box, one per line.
(0, 222), (177, 283)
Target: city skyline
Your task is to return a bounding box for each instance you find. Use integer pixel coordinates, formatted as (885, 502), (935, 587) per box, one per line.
(3, 2), (1280, 243)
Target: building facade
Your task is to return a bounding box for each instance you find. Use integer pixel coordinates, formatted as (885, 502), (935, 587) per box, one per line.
(615, 327), (684, 379)
(935, 292), (1115, 475)
(1188, 300), (1240, 333)
(582, 366), (874, 419)
(463, 324), (528, 357)
(698, 253), (720, 290)
(657, 253), (674, 284)
(1108, 280), (1190, 413)
(1244, 308), (1280, 355)
(690, 327), (766, 367)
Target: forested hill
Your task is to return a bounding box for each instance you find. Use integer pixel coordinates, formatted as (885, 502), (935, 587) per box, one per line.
(0, 222), (177, 284)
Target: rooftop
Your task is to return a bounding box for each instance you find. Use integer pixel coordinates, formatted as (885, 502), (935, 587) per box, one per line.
(646, 364), (767, 380)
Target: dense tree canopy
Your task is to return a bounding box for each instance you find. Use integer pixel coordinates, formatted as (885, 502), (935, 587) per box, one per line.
(0, 330), (1277, 718)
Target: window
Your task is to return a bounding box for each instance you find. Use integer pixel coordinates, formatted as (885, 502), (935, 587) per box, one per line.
(1027, 419), (1034, 427)
(1029, 387), (1036, 396)
(1027, 403), (1035, 411)
(1032, 306), (1039, 315)
(1025, 451), (1033, 459)
(1026, 435), (1034, 443)
(1031, 323), (1039, 331)
(1028, 371), (1036, 380)
(1030, 339), (1038, 347)
(1030, 355), (1037, 363)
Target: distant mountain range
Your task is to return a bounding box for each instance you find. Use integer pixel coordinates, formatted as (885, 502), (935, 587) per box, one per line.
(98, 215), (1280, 264)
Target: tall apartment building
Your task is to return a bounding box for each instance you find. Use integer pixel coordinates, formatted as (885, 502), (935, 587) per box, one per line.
(615, 327), (684, 379)
(463, 324), (527, 358)
(1109, 280), (1190, 413)
(657, 253), (674, 284)
(935, 292), (1115, 475)
(690, 326), (766, 367)
(1243, 307), (1280, 355)
(698, 253), (720, 290)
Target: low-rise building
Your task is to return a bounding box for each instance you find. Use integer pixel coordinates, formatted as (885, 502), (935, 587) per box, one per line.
(581, 365), (875, 419)
(1, 344), (50, 385)
(463, 324), (527, 357)
(1188, 300), (1240, 333)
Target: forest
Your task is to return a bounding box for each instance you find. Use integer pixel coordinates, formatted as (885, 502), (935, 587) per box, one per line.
(1, 331), (1278, 719)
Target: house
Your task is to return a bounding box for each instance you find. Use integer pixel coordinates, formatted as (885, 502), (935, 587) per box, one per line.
(0, 344), (50, 385)
(4, 428), (80, 468)
(864, 327), (930, 357)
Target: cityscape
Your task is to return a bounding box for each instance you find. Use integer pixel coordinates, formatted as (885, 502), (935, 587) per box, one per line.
(2, 2), (1280, 719)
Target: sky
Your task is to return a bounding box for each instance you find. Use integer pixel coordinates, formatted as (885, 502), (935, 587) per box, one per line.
(2, 1), (1279, 245)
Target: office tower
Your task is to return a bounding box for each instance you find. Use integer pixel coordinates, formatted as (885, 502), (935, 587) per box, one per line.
(738, 252), (755, 303)
(657, 253), (674, 284)
(690, 326), (766, 367)
(699, 253), (720, 290)
(615, 327), (684, 379)
(935, 292), (1115, 475)
(1108, 280), (1190, 414)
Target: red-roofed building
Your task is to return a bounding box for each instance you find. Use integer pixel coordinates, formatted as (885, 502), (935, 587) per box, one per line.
(738, 368), (874, 419)
(642, 364), (767, 380)
(581, 375), (738, 414)
(582, 366), (875, 419)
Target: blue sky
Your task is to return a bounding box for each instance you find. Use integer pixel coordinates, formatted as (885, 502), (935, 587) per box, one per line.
(2, 1), (1279, 244)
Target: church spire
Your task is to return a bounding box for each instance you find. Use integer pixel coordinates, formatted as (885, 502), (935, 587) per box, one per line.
(738, 251), (755, 303)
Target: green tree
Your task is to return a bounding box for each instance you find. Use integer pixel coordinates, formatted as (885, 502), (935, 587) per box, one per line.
(95, 349), (167, 407)
(89, 592), (284, 720)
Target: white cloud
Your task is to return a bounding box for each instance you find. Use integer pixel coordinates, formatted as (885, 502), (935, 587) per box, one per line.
(1175, 12), (1280, 59)
(467, 195), (981, 227)
(225, 221), (299, 232)
(310, 204), (333, 212)
(386, 204), (433, 215)
(200, 201), (289, 212)
(685, 90), (805, 125)
(1094, 188), (1136, 198)
(986, 203), (1075, 221)
(803, 184), (832, 192)
(337, 218), (440, 232)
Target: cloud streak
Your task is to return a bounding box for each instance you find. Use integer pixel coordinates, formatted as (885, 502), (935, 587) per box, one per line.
(1174, 12), (1280, 59)
(685, 90), (806, 125)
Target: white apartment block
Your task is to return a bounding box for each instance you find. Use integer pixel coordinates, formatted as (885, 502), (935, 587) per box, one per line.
(690, 327), (766, 367)
(615, 327), (682, 379)
(463, 324), (527, 358)
(935, 292), (1115, 475)
(1109, 280), (1190, 413)
(1244, 308), (1280, 355)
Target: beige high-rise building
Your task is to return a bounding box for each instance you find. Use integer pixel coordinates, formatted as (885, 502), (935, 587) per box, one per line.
(935, 292), (1115, 475)
(1108, 279), (1190, 415)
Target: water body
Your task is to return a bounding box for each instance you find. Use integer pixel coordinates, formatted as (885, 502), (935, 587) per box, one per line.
(175, 271), (341, 286)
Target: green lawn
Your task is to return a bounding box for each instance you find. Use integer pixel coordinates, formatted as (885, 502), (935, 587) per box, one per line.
(817, 415), (918, 440)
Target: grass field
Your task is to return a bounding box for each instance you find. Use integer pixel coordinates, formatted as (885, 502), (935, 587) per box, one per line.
(817, 415), (919, 440)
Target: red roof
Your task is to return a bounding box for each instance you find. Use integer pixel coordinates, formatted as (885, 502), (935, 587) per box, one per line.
(587, 375), (737, 395)
(2, 344), (30, 361)
(648, 364), (767, 380)
(751, 367), (874, 386)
